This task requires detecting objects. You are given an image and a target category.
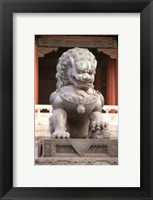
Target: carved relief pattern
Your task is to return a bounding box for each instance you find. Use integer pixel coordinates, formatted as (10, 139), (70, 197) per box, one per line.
(42, 139), (116, 159)
(57, 90), (98, 105)
(35, 157), (118, 165)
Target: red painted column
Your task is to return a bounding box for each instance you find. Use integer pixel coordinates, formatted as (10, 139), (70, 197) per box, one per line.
(106, 58), (117, 105)
(35, 44), (39, 104)
(115, 49), (118, 105)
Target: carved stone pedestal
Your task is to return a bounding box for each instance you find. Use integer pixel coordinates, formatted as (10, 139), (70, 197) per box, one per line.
(35, 138), (118, 165)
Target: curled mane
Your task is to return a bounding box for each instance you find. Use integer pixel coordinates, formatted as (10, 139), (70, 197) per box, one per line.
(56, 47), (97, 90)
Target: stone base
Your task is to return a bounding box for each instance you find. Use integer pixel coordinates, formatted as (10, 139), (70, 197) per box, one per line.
(35, 157), (117, 165)
(35, 138), (118, 165)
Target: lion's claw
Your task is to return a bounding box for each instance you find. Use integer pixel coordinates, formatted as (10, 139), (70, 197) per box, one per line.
(90, 120), (104, 131)
(52, 131), (70, 139)
(89, 120), (110, 138)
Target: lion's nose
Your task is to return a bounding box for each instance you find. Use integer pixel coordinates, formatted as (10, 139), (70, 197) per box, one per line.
(82, 75), (91, 82)
(82, 75), (87, 81)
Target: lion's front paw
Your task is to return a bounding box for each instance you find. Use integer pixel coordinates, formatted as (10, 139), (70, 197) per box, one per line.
(90, 120), (103, 131)
(52, 131), (70, 139)
(89, 121), (110, 138)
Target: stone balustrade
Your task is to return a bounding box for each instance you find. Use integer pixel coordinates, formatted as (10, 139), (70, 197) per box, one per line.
(35, 104), (118, 113)
(35, 104), (118, 139)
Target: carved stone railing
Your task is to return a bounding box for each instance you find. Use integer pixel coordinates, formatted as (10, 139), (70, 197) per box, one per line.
(35, 104), (118, 113)
(35, 104), (53, 113)
(35, 104), (118, 139)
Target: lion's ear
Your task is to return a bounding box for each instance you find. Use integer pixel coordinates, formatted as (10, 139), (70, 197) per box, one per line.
(69, 55), (75, 68)
(67, 67), (72, 77)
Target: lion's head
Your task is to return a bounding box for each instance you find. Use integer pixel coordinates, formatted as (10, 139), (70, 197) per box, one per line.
(56, 47), (97, 90)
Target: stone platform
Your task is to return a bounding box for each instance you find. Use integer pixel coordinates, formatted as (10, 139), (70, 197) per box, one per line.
(35, 138), (118, 165)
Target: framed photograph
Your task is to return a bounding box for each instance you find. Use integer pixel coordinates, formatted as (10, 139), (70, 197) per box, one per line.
(0, 0), (153, 199)
(35, 34), (118, 166)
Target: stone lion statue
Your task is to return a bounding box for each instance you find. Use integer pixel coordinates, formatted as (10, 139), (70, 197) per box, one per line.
(49, 47), (109, 139)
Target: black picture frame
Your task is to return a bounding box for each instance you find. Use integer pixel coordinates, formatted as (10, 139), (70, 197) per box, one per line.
(0, 0), (153, 199)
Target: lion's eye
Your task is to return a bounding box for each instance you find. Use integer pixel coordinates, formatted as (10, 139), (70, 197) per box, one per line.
(88, 71), (93, 75)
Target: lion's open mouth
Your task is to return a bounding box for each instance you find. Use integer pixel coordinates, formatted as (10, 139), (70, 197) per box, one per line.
(72, 76), (92, 90)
